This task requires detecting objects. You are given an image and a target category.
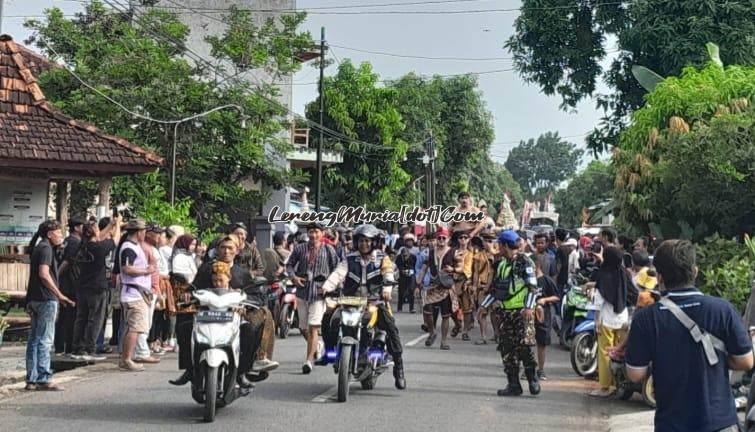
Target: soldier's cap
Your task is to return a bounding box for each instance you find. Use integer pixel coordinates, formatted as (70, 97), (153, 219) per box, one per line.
(479, 229), (497, 239)
(497, 230), (520, 248)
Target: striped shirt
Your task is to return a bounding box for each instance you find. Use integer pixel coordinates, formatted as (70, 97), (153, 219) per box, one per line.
(286, 242), (341, 302)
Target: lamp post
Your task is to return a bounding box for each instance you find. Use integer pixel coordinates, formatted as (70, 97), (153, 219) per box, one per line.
(170, 104), (247, 205)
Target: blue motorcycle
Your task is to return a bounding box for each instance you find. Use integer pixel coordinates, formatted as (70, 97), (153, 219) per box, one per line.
(570, 309), (598, 377)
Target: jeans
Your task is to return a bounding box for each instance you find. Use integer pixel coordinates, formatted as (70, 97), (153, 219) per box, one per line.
(72, 290), (108, 354)
(26, 301), (59, 384)
(135, 295), (157, 358)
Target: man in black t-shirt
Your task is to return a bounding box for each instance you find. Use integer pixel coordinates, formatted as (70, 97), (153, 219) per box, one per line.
(534, 267), (560, 381)
(25, 220), (75, 391)
(71, 217), (122, 359)
(54, 216), (85, 356)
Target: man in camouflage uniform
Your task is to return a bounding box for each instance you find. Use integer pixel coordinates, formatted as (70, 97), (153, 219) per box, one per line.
(480, 230), (541, 397)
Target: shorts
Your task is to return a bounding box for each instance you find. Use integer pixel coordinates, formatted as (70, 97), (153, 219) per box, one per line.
(123, 300), (150, 334)
(424, 296), (452, 317)
(297, 299), (326, 327)
(535, 318), (551, 346)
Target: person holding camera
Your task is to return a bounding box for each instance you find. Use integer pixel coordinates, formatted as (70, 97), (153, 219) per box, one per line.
(479, 230), (541, 397)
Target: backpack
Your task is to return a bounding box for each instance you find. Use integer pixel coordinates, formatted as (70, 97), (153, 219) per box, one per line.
(71, 243), (95, 283)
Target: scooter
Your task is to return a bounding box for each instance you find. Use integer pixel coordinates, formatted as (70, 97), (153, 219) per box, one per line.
(330, 283), (396, 403)
(609, 348), (656, 408)
(277, 276), (299, 339)
(570, 309), (598, 377)
(560, 280), (593, 350)
(188, 286), (263, 423)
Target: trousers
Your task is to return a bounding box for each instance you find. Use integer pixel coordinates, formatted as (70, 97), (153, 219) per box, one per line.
(496, 308), (537, 375)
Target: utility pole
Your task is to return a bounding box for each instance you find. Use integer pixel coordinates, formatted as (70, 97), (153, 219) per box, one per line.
(429, 131), (437, 207)
(0, 0), (5, 34)
(315, 26), (325, 212)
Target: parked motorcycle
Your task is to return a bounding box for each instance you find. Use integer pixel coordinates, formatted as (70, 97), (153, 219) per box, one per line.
(187, 282), (265, 423)
(277, 276), (299, 339)
(330, 283), (396, 403)
(570, 308), (598, 377)
(559, 275), (593, 350)
(608, 348), (656, 408)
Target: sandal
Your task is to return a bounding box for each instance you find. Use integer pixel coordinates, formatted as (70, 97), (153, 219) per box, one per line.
(425, 333), (437, 347)
(462, 333), (470, 341)
(451, 327), (461, 338)
(440, 343), (450, 350)
(36, 382), (65, 391)
(474, 339), (488, 345)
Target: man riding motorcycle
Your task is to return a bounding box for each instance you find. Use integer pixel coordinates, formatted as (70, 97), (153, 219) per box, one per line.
(319, 224), (407, 390)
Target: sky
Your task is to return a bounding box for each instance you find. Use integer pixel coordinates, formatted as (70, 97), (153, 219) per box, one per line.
(2, 0), (615, 167)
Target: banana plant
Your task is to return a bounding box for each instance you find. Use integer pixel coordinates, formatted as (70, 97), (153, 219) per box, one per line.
(632, 42), (723, 92)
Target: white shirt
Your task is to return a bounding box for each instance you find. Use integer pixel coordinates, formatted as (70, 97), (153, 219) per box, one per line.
(568, 249), (580, 275)
(172, 252), (198, 282)
(153, 245), (170, 277)
(593, 290), (629, 330)
(159, 245), (173, 269)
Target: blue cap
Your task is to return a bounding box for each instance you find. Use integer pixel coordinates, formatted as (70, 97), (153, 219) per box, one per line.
(497, 230), (520, 247)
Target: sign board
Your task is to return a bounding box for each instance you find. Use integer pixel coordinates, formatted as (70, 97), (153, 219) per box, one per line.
(0, 179), (48, 245)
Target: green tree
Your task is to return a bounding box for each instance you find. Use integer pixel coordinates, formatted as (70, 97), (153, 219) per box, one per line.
(613, 56), (755, 240)
(505, 0), (755, 154)
(305, 61), (410, 210)
(504, 132), (584, 200)
(554, 160), (614, 228)
(388, 73), (520, 207)
(25, 2), (312, 232)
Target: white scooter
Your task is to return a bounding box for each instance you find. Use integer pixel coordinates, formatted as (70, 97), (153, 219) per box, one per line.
(189, 287), (260, 423)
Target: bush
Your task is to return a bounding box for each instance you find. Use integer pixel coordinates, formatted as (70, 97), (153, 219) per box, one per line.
(695, 235), (755, 313)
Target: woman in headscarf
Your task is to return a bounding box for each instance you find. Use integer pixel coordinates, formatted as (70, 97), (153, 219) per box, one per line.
(589, 244), (637, 397)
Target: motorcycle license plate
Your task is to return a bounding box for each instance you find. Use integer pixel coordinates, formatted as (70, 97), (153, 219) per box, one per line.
(196, 310), (234, 323)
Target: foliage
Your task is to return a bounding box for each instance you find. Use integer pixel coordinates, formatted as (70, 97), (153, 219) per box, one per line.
(0, 292), (8, 333)
(387, 73), (521, 208)
(504, 131), (584, 200)
(505, 0), (755, 153)
(25, 1), (312, 232)
(613, 58), (755, 240)
(554, 160), (614, 228)
(305, 61), (410, 210)
(696, 235), (755, 313)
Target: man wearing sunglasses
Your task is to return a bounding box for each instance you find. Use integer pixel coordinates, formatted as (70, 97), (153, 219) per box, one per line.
(480, 230), (541, 397)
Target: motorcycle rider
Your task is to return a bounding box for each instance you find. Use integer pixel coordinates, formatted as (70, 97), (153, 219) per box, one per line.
(480, 230), (541, 397)
(319, 224), (407, 390)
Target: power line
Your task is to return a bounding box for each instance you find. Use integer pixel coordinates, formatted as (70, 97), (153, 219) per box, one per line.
(330, 44), (514, 61)
(63, 0), (496, 10)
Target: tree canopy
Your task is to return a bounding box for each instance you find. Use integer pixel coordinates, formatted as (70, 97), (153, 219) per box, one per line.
(504, 131), (584, 201)
(505, 0), (755, 154)
(554, 160), (614, 228)
(26, 1), (312, 231)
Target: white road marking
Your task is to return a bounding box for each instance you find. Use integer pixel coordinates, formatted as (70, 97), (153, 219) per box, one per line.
(406, 334), (428, 347)
(311, 386), (337, 403)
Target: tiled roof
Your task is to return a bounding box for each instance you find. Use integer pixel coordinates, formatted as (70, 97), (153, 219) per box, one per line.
(0, 34), (163, 174)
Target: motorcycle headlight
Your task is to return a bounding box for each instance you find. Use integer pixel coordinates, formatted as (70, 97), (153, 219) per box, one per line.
(341, 309), (362, 327)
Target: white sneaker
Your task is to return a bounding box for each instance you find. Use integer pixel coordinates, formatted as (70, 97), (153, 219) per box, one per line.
(253, 359), (280, 373)
(89, 354), (107, 361)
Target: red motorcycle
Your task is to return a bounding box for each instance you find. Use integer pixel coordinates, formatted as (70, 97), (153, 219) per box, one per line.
(277, 277), (299, 339)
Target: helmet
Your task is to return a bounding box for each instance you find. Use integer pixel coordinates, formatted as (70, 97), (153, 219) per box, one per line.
(353, 224), (380, 243)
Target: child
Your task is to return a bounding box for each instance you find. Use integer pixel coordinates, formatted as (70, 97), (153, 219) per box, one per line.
(212, 261), (232, 290)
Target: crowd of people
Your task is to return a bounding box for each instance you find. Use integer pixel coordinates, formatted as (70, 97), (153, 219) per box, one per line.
(21, 191), (755, 431)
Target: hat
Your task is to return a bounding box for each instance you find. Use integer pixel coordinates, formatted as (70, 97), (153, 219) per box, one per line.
(303, 221), (325, 231)
(497, 230), (520, 247)
(564, 238), (578, 247)
(436, 227), (450, 238)
(147, 223), (165, 234)
(457, 191), (471, 200)
(480, 229), (497, 239)
(68, 216), (87, 228)
(403, 233), (416, 242)
(125, 219), (147, 231)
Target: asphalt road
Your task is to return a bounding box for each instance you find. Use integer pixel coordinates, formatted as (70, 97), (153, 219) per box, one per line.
(0, 310), (648, 432)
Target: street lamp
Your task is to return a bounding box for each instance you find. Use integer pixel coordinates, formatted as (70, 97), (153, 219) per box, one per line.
(170, 104), (248, 205)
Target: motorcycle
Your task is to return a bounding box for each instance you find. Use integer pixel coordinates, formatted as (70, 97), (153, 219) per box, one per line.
(570, 309), (598, 377)
(277, 276), (299, 339)
(184, 286), (258, 422)
(560, 281), (593, 350)
(329, 282), (396, 403)
(609, 348), (656, 408)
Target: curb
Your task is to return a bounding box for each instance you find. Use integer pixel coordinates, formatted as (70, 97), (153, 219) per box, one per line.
(0, 358), (116, 401)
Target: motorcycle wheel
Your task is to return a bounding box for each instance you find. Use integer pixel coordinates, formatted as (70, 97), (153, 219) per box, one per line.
(278, 304), (290, 339)
(204, 366), (218, 423)
(360, 375), (376, 390)
(337, 345), (353, 403)
(641, 375), (656, 408)
(570, 332), (597, 377)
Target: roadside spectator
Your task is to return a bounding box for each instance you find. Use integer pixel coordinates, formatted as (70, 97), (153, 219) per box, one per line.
(25, 220), (75, 391)
(95, 217), (116, 354)
(132, 225), (162, 364)
(71, 217), (121, 361)
(194, 240), (207, 268)
(286, 222), (340, 374)
(171, 234), (198, 283)
(564, 238), (581, 279)
(589, 245), (634, 397)
(144, 224), (171, 355)
(115, 219), (155, 372)
(626, 240), (753, 432)
(54, 216), (85, 357)
(262, 231), (290, 282)
(532, 233), (558, 279)
(477, 200), (496, 232)
(159, 226), (180, 267)
(232, 223), (265, 277)
(534, 261), (560, 381)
